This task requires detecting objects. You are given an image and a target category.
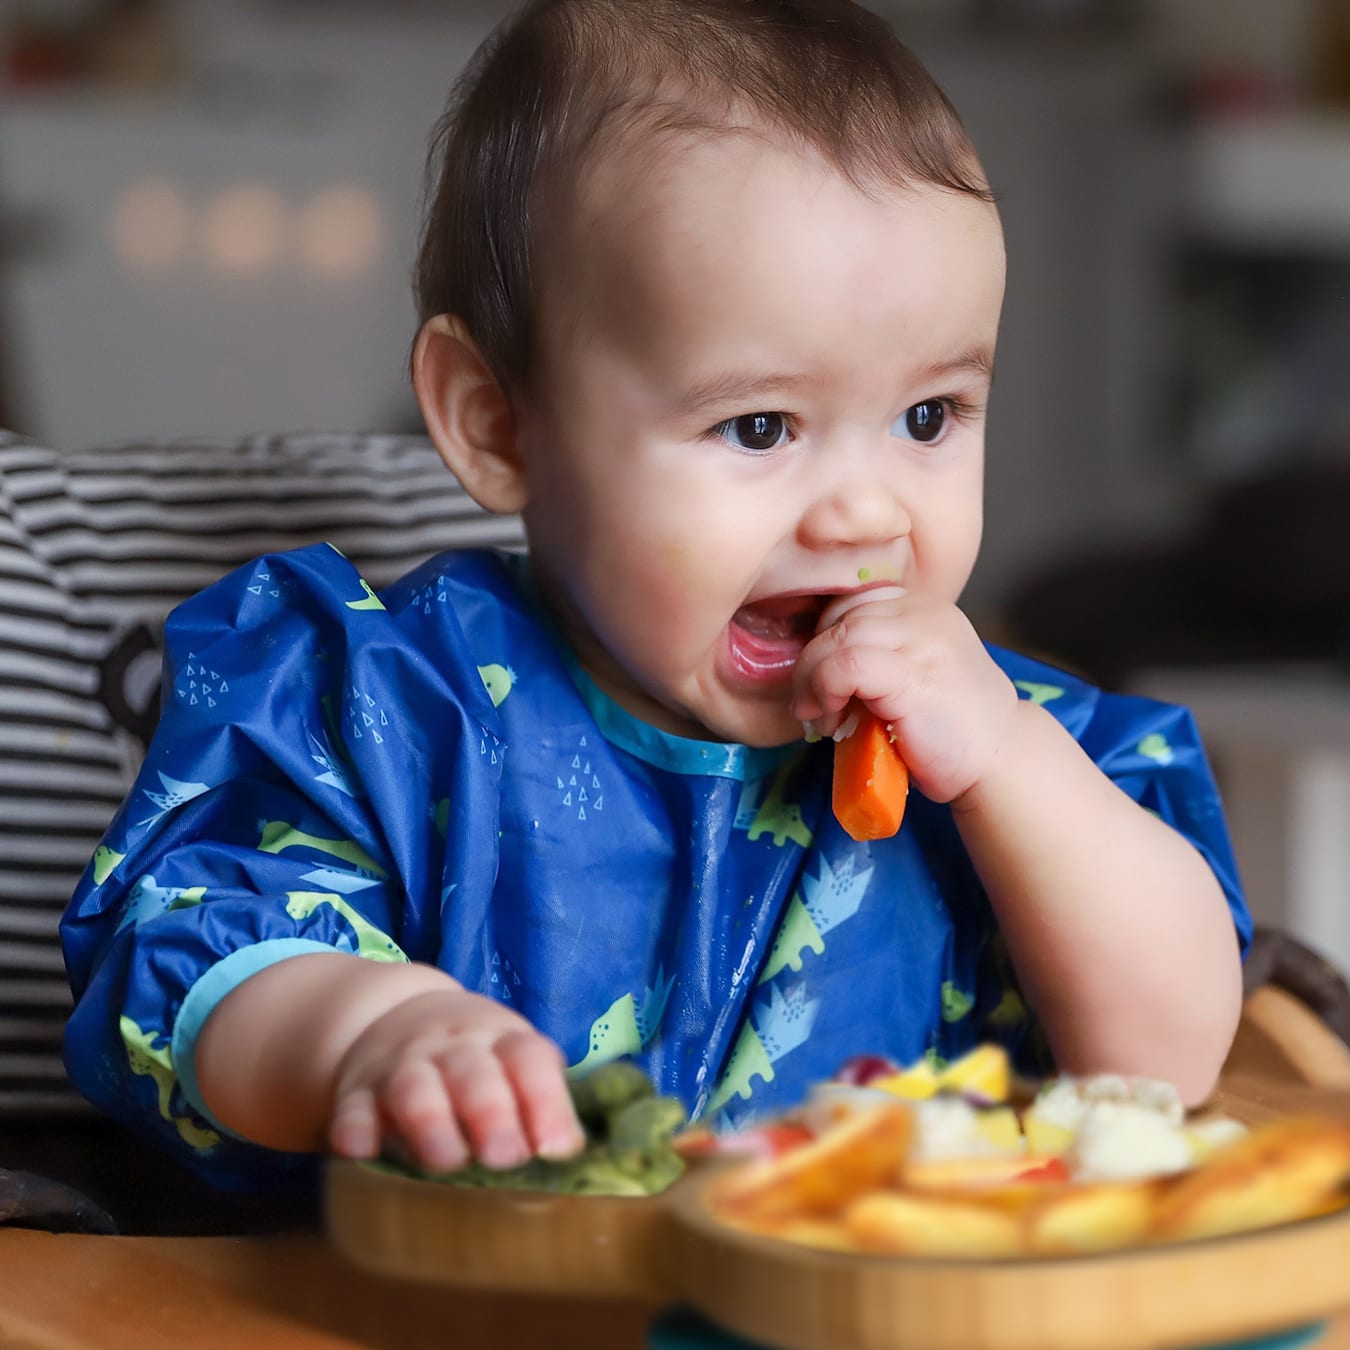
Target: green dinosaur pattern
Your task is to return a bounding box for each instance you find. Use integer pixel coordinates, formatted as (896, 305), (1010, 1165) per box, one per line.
(344, 578), (385, 611)
(1013, 680), (1065, 706)
(706, 1021), (774, 1115)
(1137, 733), (1174, 765)
(120, 1016), (219, 1150)
(747, 762), (812, 849)
(283, 892), (407, 962)
(477, 664), (516, 709)
(258, 822), (386, 877)
(758, 853), (872, 984)
(135, 874), (206, 928)
(566, 993), (642, 1080)
(941, 980), (974, 1023)
(93, 846), (125, 886)
(757, 893), (825, 984)
(986, 985), (1029, 1030)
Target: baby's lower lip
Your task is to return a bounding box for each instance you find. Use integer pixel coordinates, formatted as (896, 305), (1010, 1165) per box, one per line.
(724, 622), (803, 686)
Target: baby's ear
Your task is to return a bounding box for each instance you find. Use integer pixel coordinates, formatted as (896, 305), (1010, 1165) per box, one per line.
(413, 315), (528, 515)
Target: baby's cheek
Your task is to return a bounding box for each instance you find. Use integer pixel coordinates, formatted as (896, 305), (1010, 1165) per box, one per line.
(650, 535), (721, 590)
(634, 539), (724, 631)
(656, 538), (702, 582)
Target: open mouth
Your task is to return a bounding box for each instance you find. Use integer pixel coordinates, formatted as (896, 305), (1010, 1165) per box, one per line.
(732, 595), (827, 642)
(725, 594), (828, 684)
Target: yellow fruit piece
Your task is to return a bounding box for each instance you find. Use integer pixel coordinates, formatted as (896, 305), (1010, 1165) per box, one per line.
(973, 1106), (1024, 1154)
(1183, 1116), (1247, 1165)
(904, 1154), (1044, 1190)
(1024, 1179), (1162, 1256)
(1185, 1130), (1218, 1166)
(870, 1061), (941, 1100)
(1023, 1117), (1075, 1157)
(845, 1189), (1025, 1258)
(1149, 1114), (1350, 1244)
(938, 1044), (1011, 1103)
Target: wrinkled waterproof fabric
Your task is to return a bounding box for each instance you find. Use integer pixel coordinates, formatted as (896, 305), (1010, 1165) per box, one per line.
(61, 546), (1250, 1189)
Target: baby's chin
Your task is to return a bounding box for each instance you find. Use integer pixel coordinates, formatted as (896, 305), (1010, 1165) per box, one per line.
(680, 698), (806, 751)
(608, 665), (803, 748)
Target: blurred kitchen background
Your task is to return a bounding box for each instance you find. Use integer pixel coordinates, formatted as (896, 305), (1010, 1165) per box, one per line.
(0, 0), (1348, 971)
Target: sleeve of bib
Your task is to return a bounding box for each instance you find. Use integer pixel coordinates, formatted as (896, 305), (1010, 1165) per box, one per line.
(60, 544), (503, 1187)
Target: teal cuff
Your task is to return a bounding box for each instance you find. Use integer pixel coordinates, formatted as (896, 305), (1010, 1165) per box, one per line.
(172, 938), (340, 1139)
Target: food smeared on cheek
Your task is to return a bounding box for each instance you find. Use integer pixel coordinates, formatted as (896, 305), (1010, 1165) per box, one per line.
(857, 565), (900, 585)
(653, 537), (707, 596)
(652, 538), (722, 623)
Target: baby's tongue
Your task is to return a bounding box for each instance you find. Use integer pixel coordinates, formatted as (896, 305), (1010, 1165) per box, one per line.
(732, 596), (819, 640)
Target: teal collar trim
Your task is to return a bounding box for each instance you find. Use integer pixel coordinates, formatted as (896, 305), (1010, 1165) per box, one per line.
(566, 660), (802, 781)
(505, 553), (802, 782)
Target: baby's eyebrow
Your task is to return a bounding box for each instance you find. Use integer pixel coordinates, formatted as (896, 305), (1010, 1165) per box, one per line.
(670, 371), (812, 418)
(673, 348), (995, 418)
(922, 347), (996, 385)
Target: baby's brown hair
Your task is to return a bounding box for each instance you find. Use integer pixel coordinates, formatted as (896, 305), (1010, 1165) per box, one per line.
(414, 0), (992, 394)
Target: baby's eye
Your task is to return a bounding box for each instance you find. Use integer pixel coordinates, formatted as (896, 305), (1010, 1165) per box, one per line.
(891, 399), (948, 444)
(714, 412), (790, 453)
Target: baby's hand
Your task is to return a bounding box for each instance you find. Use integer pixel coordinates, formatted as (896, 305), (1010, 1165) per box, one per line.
(792, 586), (1019, 805)
(327, 984), (585, 1172)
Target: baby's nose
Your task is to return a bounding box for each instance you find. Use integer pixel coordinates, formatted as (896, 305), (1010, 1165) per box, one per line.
(797, 479), (911, 551)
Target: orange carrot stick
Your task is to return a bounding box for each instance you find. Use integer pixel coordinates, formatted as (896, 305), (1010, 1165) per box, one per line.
(832, 709), (909, 841)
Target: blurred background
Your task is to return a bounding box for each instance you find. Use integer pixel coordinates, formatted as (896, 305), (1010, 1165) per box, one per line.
(0, 0), (1348, 968)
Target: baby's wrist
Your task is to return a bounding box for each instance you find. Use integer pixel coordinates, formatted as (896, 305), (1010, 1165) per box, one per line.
(308, 959), (461, 1073)
(948, 696), (1043, 819)
(338, 960), (463, 1033)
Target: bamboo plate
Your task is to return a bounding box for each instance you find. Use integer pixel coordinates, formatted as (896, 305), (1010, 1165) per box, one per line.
(325, 1160), (673, 1300)
(328, 985), (1350, 1346)
(327, 1118), (1350, 1350)
(664, 1173), (1350, 1350)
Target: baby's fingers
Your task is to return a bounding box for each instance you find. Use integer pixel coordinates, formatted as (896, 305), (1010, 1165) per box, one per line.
(794, 641), (908, 735)
(816, 584), (906, 634)
(437, 1045), (531, 1170)
(793, 620), (886, 726)
(381, 1059), (470, 1173)
(329, 1085), (381, 1160)
(497, 1031), (585, 1160)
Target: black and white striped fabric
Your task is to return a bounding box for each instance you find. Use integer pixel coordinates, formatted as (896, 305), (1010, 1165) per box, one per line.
(0, 429), (522, 1115)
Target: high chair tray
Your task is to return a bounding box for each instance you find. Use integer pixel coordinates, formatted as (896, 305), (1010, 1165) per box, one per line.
(325, 1076), (1350, 1350)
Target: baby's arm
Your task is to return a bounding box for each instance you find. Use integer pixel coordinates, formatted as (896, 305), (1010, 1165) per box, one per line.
(60, 544), (591, 1178)
(194, 952), (584, 1171)
(795, 589), (1243, 1105)
(950, 698), (1242, 1105)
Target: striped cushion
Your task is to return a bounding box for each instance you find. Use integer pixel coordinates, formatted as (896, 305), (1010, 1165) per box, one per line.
(0, 429), (522, 1115)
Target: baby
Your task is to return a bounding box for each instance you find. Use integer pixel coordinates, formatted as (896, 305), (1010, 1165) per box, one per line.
(61, 0), (1248, 1188)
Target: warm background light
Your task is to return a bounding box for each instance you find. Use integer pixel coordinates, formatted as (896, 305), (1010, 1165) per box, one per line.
(109, 176), (190, 270)
(297, 184), (384, 278)
(201, 182), (287, 274)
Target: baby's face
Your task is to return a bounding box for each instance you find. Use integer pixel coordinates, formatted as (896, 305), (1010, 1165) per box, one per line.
(513, 129), (1005, 747)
